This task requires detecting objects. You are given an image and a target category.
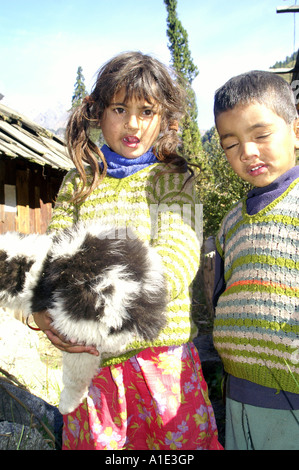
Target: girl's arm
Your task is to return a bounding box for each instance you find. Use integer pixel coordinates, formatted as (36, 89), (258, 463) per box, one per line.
(151, 171), (201, 301)
(46, 169), (80, 233)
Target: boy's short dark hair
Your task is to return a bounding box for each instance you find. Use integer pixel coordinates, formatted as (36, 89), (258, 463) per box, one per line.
(214, 70), (298, 125)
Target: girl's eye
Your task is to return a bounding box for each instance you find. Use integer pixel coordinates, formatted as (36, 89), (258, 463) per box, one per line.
(114, 107), (125, 114)
(143, 109), (155, 117)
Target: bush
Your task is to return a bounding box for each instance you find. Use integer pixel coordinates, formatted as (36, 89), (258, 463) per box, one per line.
(198, 127), (251, 237)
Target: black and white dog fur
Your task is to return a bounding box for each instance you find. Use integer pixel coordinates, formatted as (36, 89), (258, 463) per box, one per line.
(0, 224), (167, 414)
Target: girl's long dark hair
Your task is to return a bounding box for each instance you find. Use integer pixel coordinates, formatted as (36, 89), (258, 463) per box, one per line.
(66, 51), (192, 202)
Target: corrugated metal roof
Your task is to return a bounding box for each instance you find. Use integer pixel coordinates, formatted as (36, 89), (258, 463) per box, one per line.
(0, 103), (74, 170)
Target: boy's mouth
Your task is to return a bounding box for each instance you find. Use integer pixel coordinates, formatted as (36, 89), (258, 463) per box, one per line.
(248, 163), (267, 176)
(123, 136), (140, 148)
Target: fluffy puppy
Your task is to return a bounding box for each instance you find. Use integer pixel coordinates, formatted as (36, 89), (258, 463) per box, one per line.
(0, 224), (167, 414)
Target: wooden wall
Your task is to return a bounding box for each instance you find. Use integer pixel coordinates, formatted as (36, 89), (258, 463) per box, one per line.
(0, 157), (65, 234)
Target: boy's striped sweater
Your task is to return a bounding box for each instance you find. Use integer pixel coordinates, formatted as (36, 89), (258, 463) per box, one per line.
(213, 178), (299, 394)
(47, 163), (200, 366)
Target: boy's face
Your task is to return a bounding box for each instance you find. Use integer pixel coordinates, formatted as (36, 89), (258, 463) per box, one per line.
(216, 102), (298, 187)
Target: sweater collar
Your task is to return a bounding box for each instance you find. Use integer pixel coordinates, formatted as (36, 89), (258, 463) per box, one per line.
(100, 145), (159, 178)
(246, 165), (299, 215)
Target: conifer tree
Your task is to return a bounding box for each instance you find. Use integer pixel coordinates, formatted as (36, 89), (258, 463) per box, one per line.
(164, 0), (202, 162)
(70, 66), (104, 146)
(71, 66), (88, 108)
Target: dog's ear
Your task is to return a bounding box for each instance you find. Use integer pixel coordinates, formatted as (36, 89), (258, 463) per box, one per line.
(0, 250), (34, 298)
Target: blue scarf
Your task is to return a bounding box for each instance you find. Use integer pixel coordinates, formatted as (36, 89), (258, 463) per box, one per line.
(100, 145), (159, 178)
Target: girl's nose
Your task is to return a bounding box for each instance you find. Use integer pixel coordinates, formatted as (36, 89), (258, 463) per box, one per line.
(125, 114), (139, 130)
(240, 142), (260, 161)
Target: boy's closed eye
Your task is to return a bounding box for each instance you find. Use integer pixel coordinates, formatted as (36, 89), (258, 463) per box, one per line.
(221, 139), (239, 151)
(256, 133), (271, 140)
(225, 142), (238, 150)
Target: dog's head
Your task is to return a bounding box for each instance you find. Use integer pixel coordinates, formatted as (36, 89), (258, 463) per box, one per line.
(0, 232), (52, 312)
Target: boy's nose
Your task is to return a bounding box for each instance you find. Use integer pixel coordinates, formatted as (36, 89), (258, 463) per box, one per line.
(240, 142), (260, 161)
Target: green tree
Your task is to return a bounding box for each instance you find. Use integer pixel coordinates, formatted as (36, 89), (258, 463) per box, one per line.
(71, 66), (88, 108)
(199, 128), (251, 237)
(164, 0), (202, 162)
(70, 66), (105, 147)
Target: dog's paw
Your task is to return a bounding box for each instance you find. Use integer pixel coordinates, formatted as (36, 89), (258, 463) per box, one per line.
(58, 388), (88, 415)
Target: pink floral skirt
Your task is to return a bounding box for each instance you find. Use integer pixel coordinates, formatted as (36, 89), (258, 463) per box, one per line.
(62, 343), (223, 450)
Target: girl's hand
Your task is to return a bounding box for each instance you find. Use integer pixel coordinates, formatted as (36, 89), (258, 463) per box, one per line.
(32, 311), (99, 356)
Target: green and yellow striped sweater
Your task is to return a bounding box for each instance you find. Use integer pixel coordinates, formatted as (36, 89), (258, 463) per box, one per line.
(213, 179), (299, 394)
(48, 163), (200, 366)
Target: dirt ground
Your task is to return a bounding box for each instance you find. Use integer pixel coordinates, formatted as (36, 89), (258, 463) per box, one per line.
(36, 329), (62, 370)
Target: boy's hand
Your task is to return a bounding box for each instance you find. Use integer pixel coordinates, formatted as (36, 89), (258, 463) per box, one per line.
(32, 311), (99, 356)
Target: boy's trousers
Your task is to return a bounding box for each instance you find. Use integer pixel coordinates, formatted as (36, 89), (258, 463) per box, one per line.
(225, 397), (299, 450)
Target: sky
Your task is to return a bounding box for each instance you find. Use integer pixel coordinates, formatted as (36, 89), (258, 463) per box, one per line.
(1, 0), (298, 131)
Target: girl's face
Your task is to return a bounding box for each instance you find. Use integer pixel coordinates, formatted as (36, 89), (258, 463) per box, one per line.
(216, 102), (298, 187)
(100, 88), (162, 158)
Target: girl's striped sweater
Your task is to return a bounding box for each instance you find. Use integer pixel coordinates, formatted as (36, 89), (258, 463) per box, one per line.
(213, 178), (299, 394)
(47, 163), (200, 366)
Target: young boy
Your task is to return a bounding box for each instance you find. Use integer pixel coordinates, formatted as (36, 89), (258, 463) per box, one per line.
(212, 70), (299, 450)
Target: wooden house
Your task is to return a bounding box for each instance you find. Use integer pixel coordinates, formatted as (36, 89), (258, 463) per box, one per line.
(0, 103), (74, 235)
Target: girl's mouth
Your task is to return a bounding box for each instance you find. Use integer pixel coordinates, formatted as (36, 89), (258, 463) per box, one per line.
(123, 136), (140, 148)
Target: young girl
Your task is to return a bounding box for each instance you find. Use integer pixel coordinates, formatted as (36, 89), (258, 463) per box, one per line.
(33, 51), (222, 450)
